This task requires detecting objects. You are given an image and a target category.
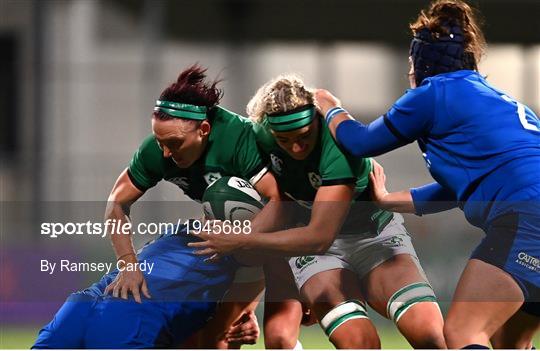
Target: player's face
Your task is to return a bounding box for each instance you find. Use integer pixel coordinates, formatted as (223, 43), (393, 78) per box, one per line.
(152, 118), (210, 168)
(408, 56), (417, 89)
(272, 118), (319, 160)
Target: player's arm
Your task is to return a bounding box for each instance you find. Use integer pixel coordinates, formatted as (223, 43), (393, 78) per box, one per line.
(314, 85), (435, 158)
(231, 171), (294, 265)
(370, 159), (457, 215)
(251, 170), (288, 233)
(190, 183), (354, 257)
(103, 168), (151, 302)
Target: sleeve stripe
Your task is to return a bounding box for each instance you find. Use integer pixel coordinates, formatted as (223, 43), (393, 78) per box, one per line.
(321, 178), (357, 186)
(248, 164), (269, 186)
(383, 114), (413, 144)
(127, 168), (151, 192)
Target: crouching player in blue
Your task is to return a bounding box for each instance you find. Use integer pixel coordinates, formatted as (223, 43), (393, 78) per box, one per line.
(33, 176), (264, 349)
(315, 0), (540, 348)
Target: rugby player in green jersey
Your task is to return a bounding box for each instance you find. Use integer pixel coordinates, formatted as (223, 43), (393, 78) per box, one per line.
(104, 65), (282, 348)
(190, 75), (446, 349)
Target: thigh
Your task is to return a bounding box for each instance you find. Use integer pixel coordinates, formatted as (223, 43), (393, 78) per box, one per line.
(300, 268), (380, 348)
(472, 213), (540, 304)
(300, 268), (365, 320)
(361, 254), (445, 348)
(445, 259), (525, 348)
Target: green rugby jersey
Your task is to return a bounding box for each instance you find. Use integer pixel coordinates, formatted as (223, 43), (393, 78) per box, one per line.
(253, 118), (393, 235)
(128, 106), (266, 201)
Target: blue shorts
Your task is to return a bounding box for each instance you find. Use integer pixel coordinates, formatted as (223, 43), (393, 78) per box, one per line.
(471, 212), (540, 316)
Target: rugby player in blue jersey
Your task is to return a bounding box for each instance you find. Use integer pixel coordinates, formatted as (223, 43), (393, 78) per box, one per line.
(32, 223), (260, 349)
(314, 0), (539, 348)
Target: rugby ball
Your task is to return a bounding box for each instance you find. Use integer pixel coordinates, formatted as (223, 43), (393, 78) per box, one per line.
(202, 176), (264, 221)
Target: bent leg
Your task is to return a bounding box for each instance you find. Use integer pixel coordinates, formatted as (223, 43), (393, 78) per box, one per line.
(362, 254), (446, 349)
(445, 259), (524, 349)
(301, 268), (380, 349)
(263, 261), (303, 349)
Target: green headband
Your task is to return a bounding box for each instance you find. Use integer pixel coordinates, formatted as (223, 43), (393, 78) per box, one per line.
(266, 105), (316, 132)
(154, 100), (208, 120)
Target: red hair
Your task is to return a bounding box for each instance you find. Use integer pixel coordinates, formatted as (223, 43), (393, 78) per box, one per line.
(154, 64), (223, 121)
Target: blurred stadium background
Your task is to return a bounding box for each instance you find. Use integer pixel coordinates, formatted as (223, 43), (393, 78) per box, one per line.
(1, 0), (539, 348)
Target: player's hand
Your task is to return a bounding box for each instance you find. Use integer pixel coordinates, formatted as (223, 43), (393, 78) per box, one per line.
(369, 159), (390, 204)
(314, 89), (342, 117)
(188, 221), (249, 261)
(224, 311), (260, 345)
(104, 267), (151, 303)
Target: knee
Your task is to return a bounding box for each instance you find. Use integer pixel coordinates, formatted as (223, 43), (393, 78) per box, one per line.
(264, 326), (297, 349)
(321, 300), (380, 349)
(443, 321), (460, 347)
(396, 304), (446, 348)
(410, 326), (446, 349)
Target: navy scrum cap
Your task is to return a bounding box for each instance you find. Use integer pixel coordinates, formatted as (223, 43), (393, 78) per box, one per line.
(409, 24), (474, 86)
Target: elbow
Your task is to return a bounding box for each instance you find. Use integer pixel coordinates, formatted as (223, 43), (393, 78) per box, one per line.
(310, 231), (335, 255)
(313, 242), (332, 255)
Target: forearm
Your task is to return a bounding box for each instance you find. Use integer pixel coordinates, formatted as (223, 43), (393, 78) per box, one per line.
(334, 117), (405, 158)
(377, 190), (416, 213)
(105, 202), (136, 259)
(241, 225), (332, 257)
(250, 199), (289, 234)
(411, 182), (458, 215)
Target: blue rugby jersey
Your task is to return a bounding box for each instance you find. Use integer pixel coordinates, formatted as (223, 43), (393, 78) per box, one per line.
(335, 70), (540, 227)
(33, 225), (239, 348)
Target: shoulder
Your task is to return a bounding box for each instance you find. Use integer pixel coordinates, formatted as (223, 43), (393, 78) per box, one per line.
(136, 134), (161, 157)
(251, 120), (277, 155)
(319, 121), (362, 173)
(212, 106), (251, 128)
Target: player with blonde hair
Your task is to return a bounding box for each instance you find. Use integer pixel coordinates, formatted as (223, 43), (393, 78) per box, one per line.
(191, 74), (446, 348)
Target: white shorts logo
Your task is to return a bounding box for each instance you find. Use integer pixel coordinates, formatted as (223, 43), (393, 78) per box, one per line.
(382, 236), (404, 248)
(295, 256), (316, 270)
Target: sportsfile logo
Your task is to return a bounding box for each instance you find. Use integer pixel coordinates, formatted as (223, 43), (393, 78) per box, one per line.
(516, 252), (540, 272)
(295, 256), (316, 269)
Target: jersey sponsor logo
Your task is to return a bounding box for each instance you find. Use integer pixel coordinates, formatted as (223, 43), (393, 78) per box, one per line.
(168, 177), (189, 190)
(295, 255), (316, 270)
(308, 172), (322, 189)
(270, 154), (283, 175)
(516, 252), (540, 272)
(204, 172), (222, 185)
